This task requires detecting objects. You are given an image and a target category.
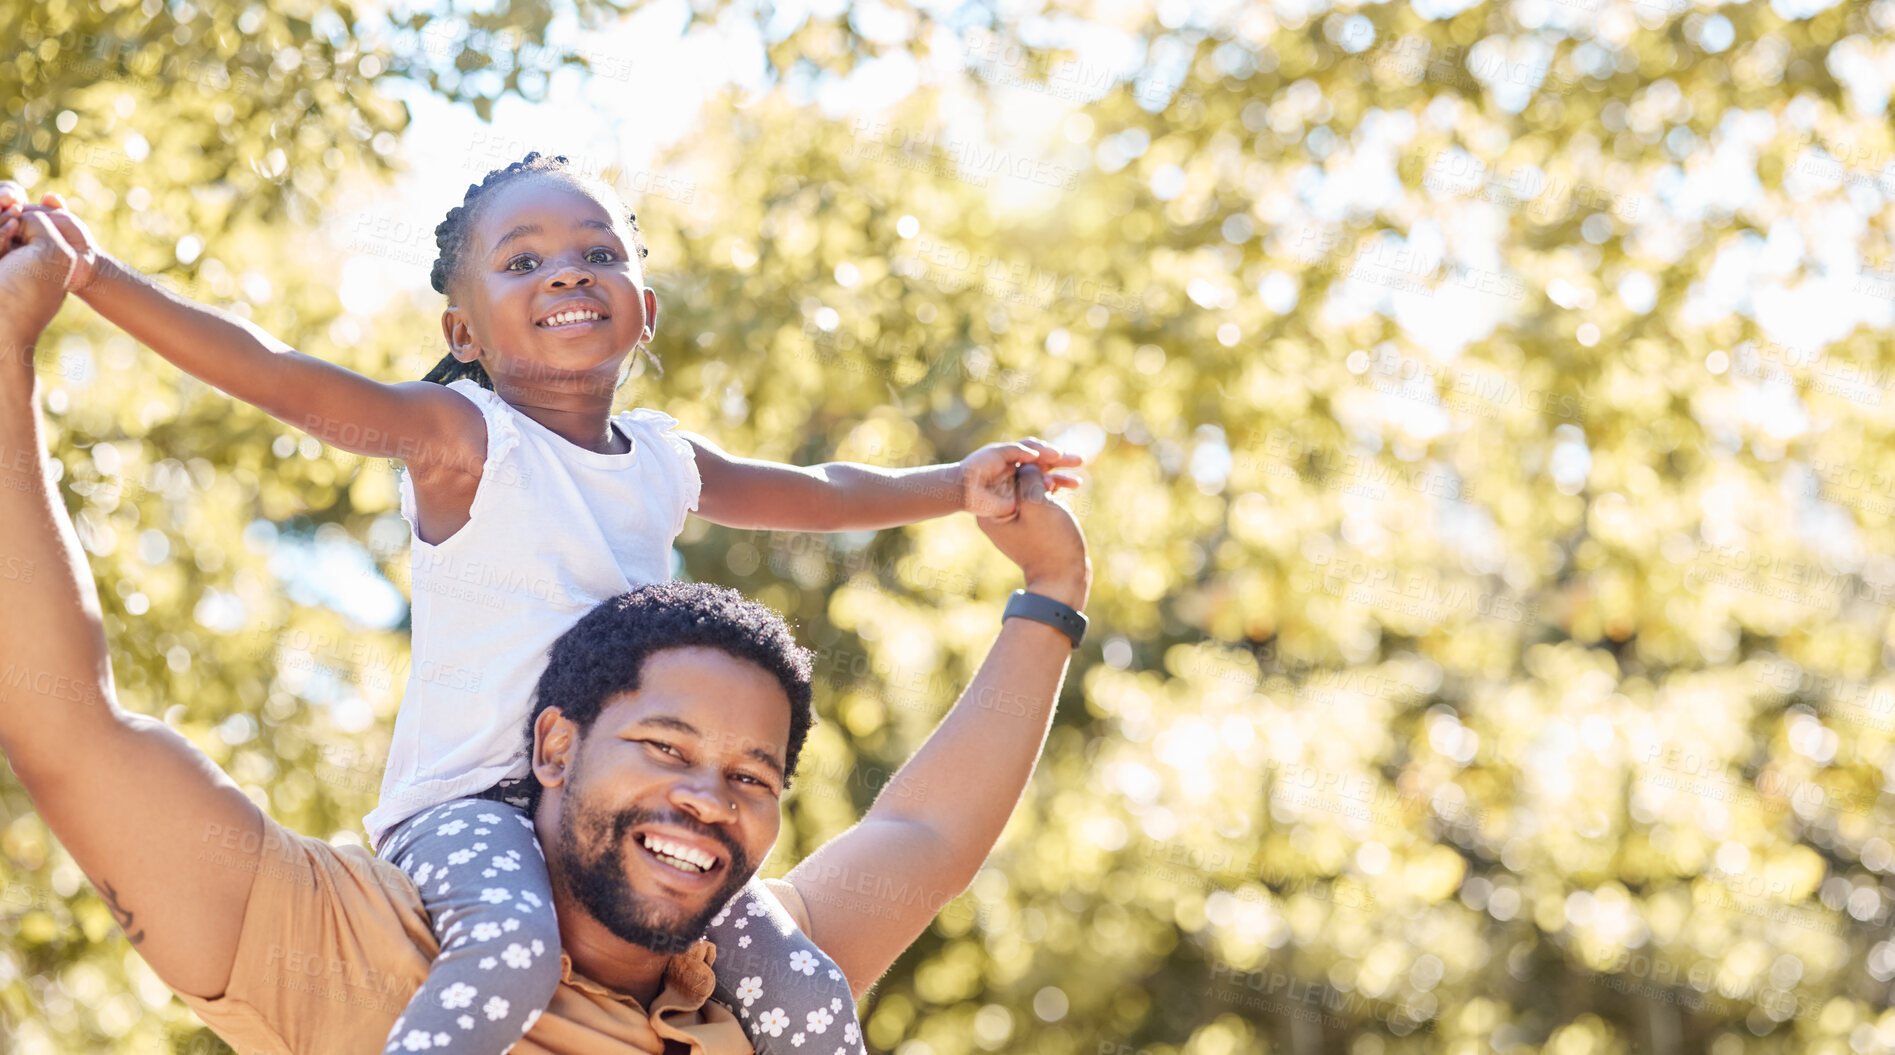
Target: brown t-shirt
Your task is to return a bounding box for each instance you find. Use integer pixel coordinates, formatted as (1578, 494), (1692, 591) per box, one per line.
(177, 815), (809, 1055)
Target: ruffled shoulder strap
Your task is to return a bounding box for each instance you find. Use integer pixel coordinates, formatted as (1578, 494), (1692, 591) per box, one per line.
(444, 378), (521, 470)
(617, 407), (703, 527)
(398, 380), (522, 532)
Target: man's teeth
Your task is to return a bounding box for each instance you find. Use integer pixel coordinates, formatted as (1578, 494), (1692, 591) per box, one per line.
(541, 309), (602, 327)
(641, 835), (714, 873)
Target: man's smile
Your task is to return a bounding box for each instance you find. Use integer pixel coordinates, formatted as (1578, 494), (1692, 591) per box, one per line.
(628, 822), (733, 892)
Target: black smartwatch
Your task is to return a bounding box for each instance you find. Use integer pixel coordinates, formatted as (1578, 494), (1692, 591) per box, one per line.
(1003, 589), (1087, 649)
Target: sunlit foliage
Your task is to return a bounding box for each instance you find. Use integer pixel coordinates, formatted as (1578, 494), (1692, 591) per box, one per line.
(5, 0), (1895, 1052)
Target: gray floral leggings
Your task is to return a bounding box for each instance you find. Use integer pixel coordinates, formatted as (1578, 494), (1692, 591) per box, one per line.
(378, 792), (865, 1055)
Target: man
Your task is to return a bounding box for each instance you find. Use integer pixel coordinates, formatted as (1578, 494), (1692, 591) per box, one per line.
(0, 185), (1093, 1053)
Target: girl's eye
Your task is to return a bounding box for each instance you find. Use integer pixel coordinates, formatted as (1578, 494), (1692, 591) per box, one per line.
(586, 248), (616, 264)
(506, 256), (538, 272)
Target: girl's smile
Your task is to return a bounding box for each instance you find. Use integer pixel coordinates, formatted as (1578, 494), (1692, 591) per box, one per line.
(534, 296), (612, 332)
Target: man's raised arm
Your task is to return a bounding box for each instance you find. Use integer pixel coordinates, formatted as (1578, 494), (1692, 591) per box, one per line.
(0, 185), (265, 999)
(782, 463), (1092, 999)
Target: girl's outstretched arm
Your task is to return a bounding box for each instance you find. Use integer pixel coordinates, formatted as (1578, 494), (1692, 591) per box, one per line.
(683, 432), (1083, 532)
(12, 200), (484, 473)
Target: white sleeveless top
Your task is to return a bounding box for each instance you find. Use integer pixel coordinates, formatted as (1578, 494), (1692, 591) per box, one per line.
(363, 379), (701, 847)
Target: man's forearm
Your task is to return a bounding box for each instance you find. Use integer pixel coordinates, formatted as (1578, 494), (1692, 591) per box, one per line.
(857, 596), (1078, 888)
(0, 327), (116, 766)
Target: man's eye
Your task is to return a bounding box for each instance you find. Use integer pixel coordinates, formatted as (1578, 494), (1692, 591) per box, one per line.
(506, 256), (538, 272)
(736, 773), (781, 796)
(586, 248), (616, 264)
(642, 740), (683, 758)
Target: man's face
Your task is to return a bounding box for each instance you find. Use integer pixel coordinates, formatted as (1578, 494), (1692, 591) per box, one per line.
(541, 647), (790, 954)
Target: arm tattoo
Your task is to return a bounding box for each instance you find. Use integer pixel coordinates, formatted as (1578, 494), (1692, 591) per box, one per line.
(99, 880), (145, 945)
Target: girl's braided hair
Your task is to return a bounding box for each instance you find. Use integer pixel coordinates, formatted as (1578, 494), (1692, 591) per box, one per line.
(423, 152), (651, 389)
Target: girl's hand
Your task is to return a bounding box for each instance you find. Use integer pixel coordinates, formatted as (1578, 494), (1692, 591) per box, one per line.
(0, 191), (103, 293)
(960, 437), (1083, 519)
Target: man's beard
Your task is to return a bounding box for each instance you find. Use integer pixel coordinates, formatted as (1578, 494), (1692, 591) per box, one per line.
(551, 785), (752, 956)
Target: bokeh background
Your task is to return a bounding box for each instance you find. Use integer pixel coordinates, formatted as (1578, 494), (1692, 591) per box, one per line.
(5, 0), (1895, 1051)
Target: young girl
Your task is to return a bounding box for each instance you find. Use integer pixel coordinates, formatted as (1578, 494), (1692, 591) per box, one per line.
(10, 154), (1078, 1055)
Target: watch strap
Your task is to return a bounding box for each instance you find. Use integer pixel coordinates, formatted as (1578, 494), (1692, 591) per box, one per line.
(1003, 589), (1087, 648)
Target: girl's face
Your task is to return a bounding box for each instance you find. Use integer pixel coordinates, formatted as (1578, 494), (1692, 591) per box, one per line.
(444, 175), (657, 397)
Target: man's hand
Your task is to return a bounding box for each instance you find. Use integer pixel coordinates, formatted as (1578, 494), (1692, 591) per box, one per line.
(975, 464), (1091, 609)
(960, 437), (1082, 519)
(0, 184), (77, 373)
(0, 187), (103, 294)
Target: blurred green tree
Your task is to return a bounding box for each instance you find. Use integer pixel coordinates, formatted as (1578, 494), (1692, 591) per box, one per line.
(6, 0), (1895, 1053)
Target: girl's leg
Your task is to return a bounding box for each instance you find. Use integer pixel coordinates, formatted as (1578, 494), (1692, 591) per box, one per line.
(705, 877), (865, 1054)
(377, 798), (561, 1054)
